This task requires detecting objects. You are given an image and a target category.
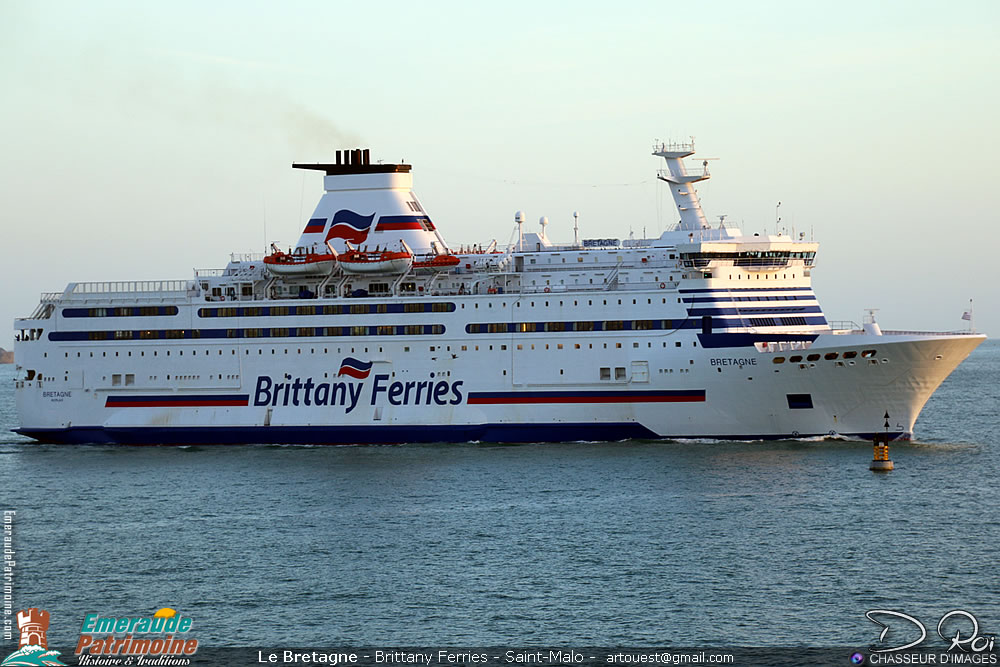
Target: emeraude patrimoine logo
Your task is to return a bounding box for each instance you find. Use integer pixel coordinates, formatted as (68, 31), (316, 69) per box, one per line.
(74, 607), (198, 660)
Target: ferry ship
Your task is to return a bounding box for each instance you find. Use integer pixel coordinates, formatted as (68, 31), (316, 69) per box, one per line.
(12, 144), (985, 444)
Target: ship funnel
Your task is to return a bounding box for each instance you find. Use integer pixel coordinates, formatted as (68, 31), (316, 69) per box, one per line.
(291, 150), (449, 255)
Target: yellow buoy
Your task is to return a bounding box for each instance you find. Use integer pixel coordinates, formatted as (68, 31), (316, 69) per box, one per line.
(870, 433), (894, 472)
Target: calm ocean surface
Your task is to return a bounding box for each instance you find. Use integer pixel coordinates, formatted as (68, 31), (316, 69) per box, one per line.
(1, 341), (997, 649)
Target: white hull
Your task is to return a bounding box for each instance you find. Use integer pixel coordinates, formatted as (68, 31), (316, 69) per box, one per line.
(13, 298), (983, 443)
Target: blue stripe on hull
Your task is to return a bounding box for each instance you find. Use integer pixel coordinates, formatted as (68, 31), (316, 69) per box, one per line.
(12, 425), (911, 445)
(14, 423), (661, 445)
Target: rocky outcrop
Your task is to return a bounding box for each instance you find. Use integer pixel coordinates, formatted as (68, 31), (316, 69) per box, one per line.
(0, 348), (13, 364)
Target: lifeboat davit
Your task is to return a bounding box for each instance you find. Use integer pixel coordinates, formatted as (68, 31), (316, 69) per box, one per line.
(339, 247), (413, 275)
(413, 254), (461, 272)
(263, 245), (336, 276)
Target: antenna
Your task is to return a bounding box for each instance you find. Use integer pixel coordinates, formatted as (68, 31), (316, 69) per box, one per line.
(573, 211), (579, 247)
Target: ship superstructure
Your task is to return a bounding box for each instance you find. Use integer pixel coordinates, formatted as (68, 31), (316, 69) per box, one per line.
(11, 144), (984, 444)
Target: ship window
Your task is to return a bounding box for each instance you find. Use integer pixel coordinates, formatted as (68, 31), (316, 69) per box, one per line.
(843, 350), (858, 359)
(112, 374), (121, 386)
(773, 356), (785, 364)
(614, 367), (626, 380)
(125, 374), (134, 386)
(789, 355), (802, 362)
(675, 342), (681, 347)
(600, 367), (611, 380)
(806, 354), (820, 361)
(861, 349), (877, 358)
(824, 352), (839, 360)
(787, 393), (813, 409)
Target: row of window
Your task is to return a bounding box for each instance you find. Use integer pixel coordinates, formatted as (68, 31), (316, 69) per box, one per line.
(54, 339), (694, 362)
(681, 251), (816, 269)
(684, 295), (814, 303)
(688, 307), (820, 316)
(50, 325), (446, 342)
(463, 316), (825, 335)
(198, 302), (456, 318)
(466, 319), (690, 334)
(772, 350), (876, 364)
(63, 306), (179, 318)
(749, 316), (809, 327)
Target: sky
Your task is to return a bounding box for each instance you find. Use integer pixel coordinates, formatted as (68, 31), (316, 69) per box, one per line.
(2, 0), (999, 346)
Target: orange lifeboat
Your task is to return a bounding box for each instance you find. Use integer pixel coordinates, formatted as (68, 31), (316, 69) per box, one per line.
(263, 245), (336, 276)
(412, 254), (461, 272)
(339, 246), (413, 275)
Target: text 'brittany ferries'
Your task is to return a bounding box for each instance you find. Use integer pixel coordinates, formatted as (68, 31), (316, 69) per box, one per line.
(254, 359), (464, 413)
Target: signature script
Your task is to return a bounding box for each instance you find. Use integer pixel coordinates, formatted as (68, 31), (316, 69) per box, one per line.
(866, 609), (996, 653)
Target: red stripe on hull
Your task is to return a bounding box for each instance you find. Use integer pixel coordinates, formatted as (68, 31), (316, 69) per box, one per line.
(467, 395), (705, 405)
(105, 400), (248, 407)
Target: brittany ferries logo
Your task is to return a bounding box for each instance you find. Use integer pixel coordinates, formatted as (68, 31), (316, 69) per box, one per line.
(323, 210), (375, 244)
(337, 357), (373, 379)
(253, 359), (464, 414)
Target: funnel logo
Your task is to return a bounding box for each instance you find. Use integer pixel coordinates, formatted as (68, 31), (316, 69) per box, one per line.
(338, 357), (373, 379)
(325, 209), (375, 244)
(1, 608), (66, 666)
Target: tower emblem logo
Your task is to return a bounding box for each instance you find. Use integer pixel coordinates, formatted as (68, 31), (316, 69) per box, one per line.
(1, 608), (65, 666)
